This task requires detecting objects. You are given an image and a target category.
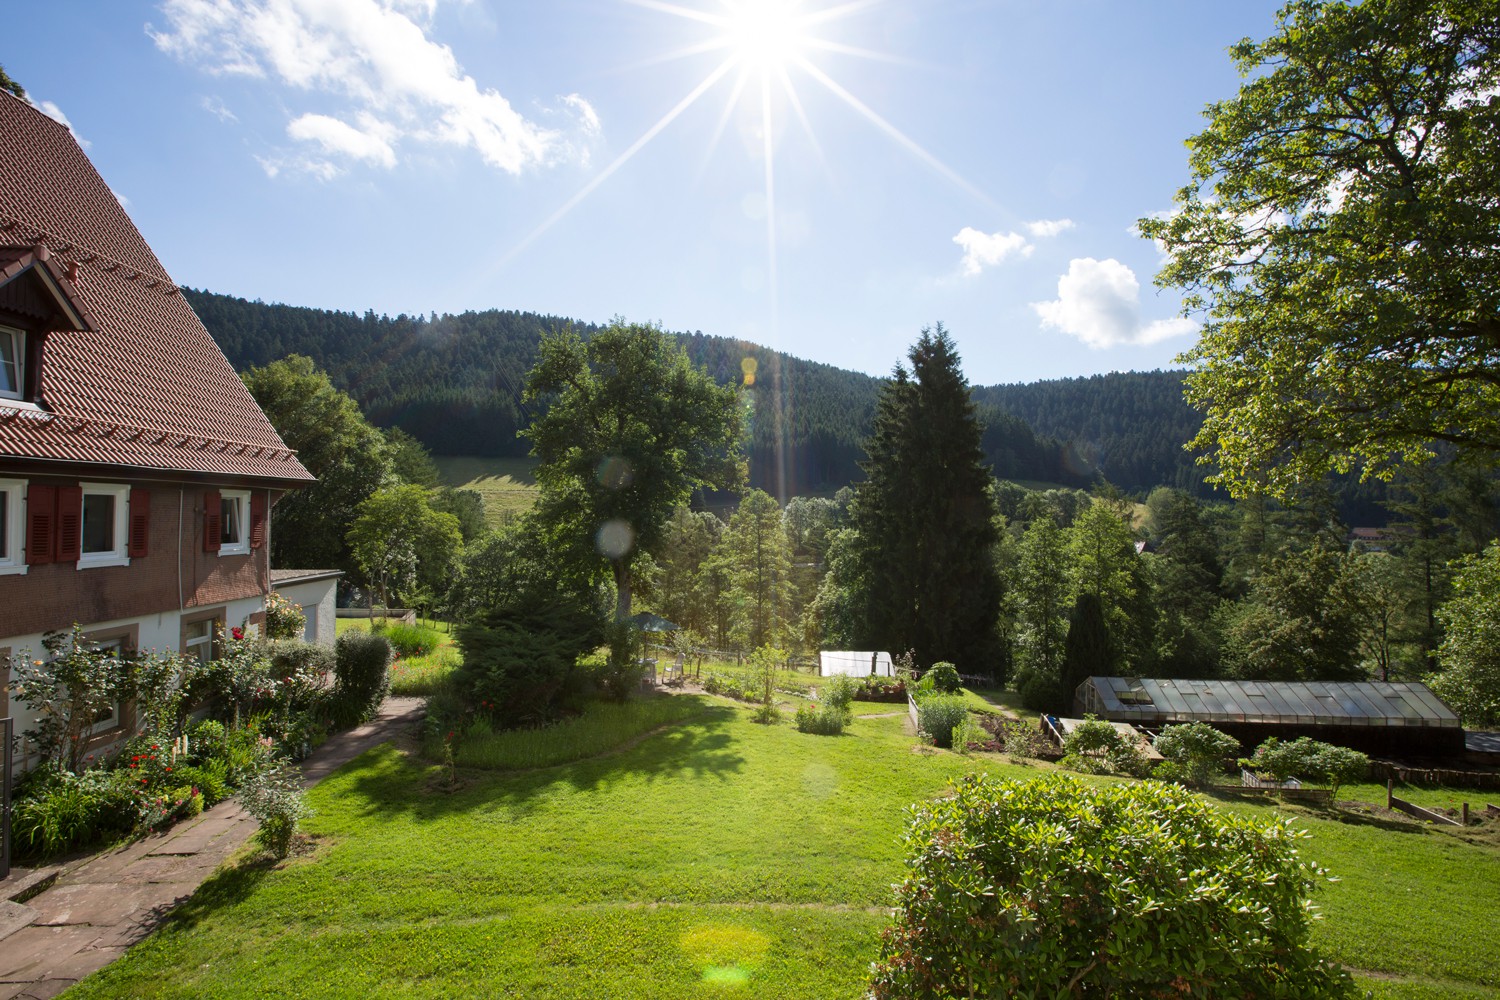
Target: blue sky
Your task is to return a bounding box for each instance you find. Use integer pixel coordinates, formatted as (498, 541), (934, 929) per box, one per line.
(3, 0), (1282, 386)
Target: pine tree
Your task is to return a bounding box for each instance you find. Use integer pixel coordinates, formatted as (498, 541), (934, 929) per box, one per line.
(718, 490), (795, 651)
(845, 326), (1003, 672)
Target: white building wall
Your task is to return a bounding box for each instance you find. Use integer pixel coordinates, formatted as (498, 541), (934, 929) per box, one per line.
(3, 596), (267, 775)
(272, 578), (338, 646)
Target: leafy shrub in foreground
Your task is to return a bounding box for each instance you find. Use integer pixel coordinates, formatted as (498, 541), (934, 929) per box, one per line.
(869, 773), (1360, 1000)
(915, 695), (969, 749)
(1152, 721), (1240, 786)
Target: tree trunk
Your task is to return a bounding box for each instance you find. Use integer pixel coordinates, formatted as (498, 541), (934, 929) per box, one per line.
(613, 558), (632, 621)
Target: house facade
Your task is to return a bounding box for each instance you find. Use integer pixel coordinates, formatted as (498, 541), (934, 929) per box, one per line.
(0, 91), (314, 765)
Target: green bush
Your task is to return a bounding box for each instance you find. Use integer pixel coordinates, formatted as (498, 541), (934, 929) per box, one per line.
(1152, 722), (1240, 787)
(239, 763), (309, 859)
(382, 622), (441, 658)
(1061, 714), (1150, 777)
(821, 674), (858, 711)
(999, 719), (1048, 760)
(10, 767), (137, 857)
(1243, 736), (1370, 799)
(869, 773), (1360, 999)
(454, 591), (603, 728)
(925, 661), (961, 694)
(794, 701), (851, 735)
(328, 631), (394, 729)
(915, 695), (969, 749)
(951, 716), (989, 754)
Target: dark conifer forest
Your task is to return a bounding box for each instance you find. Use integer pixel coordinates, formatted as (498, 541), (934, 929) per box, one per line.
(188, 288), (1229, 499)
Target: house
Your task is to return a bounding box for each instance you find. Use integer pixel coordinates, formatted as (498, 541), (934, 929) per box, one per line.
(0, 91), (314, 766)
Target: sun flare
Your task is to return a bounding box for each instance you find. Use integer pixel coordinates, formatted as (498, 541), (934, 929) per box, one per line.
(720, 0), (811, 72)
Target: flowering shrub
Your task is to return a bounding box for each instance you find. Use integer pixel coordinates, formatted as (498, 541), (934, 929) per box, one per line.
(1242, 736), (1370, 800)
(263, 591), (308, 640)
(9, 625), (183, 772)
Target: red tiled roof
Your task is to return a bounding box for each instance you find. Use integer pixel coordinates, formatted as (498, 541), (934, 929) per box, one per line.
(0, 92), (313, 485)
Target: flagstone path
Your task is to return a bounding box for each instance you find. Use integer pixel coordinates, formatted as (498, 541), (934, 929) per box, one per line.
(0, 697), (425, 1000)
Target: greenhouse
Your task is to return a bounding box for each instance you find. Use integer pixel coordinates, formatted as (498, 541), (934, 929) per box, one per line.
(1074, 677), (1466, 757)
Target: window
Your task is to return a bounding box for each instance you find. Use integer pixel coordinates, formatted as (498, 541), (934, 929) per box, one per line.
(80, 625), (138, 739)
(219, 489), (250, 556)
(0, 326), (22, 400)
(78, 482), (131, 568)
(0, 478), (25, 575)
(181, 609), (224, 669)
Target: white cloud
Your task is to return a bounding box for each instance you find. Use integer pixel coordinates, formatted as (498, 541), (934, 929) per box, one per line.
(953, 218), (1073, 276)
(287, 112), (397, 167)
(1031, 257), (1197, 349)
(149, 0), (583, 175)
(1025, 218), (1074, 238)
(954, 227), (1031, 275)
(561, 93), (601, 136)
(28, 97), (90, 147)
(201, 95), (238, 122)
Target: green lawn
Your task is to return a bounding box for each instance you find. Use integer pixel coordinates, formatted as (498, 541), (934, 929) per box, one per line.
(336, 617), (460, 697)
(62, 696), (1500, 999)
(433, 455), (539, 528)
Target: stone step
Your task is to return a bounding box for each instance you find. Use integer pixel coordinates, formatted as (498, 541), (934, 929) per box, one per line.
(1, 866), (60, 904)
(0, 898), (38, 944)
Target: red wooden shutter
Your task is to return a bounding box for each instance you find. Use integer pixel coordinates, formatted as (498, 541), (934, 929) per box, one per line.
(203, 490), (222, 552)
(54, 486), (82, 562)
(249, 491), (267, 549)
(25, 483), (55, 565)
(128, 489), (150, 557)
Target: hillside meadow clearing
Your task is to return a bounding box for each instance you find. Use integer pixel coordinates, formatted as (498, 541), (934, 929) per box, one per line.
(433, 456), (539, 528)
(60, 688), (1500, 1000)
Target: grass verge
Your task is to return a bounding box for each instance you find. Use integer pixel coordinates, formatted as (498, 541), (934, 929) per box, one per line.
(453, 696), (706, 771)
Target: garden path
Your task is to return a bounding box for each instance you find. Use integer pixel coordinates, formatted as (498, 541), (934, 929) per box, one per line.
(0, 697), (426, 1000)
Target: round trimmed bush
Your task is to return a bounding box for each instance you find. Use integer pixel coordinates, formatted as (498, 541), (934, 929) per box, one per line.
(870, 773), (1359, 999)
(1152, 721), (1240, 786)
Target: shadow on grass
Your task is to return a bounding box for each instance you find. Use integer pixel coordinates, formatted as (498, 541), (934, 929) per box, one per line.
(331, 699), (746, 822)
(1201, 787), (1435, 836)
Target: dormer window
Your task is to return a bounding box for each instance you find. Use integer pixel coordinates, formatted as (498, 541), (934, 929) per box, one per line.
(0, 325), (22, 400)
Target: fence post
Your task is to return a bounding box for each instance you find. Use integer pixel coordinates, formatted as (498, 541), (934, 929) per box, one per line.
(2, 716), (12, 880)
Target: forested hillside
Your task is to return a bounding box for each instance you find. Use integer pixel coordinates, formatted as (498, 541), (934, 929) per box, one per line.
(186, 288), (1193, 496)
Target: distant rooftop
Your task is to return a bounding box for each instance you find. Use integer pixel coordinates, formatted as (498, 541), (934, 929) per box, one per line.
(1078, 676), (1460, 729)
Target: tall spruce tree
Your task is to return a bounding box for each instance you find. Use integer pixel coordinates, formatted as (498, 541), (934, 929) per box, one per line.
(846, 326), (1002, 672)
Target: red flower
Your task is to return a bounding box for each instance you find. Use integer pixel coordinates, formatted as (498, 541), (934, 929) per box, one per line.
(232, 627), (245, 640)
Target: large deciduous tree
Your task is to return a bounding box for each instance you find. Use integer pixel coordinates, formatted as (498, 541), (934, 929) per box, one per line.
(1140, 0), (1500, 498)
(1430, 543), (1500, 728)
(242, 355), (392, 575)
(523, 320), (743, 620)
(844, 327), (1003, 672)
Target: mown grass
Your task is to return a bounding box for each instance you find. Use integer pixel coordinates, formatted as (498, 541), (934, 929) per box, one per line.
(433, 455), (539, 528)
(453, 696), (707, 771)
(63, 694), (1500, 999)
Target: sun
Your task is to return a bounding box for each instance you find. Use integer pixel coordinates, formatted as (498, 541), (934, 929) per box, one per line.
(719, 0), (812, 72)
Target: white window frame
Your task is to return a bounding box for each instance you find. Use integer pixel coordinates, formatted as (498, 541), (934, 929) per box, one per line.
(0, 477), (26, 575)
(0, 325), (23, 401)
(85, 637), (127, 737)
(219, 489), (251, 556)
(77, 481), (131, 569)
